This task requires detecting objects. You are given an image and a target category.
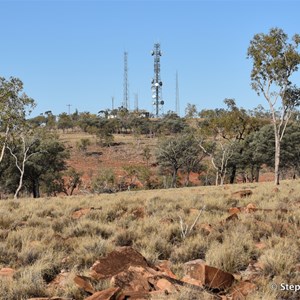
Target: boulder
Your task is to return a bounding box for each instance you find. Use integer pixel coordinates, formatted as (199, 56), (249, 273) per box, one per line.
(116, 290), (154, 300)
(156, 278), (178, 293)
(90, 247), (150, 280)
(111, 266), (154, 292)
(184, 259), (234, 290)
(84, 287), (121, 300)
(155, 260), (177, 279)
(180, 275), (202, 287)
(74, 275), (95, 294)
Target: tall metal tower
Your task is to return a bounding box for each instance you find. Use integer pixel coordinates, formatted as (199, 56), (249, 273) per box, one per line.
(151, 43), (164, 117)
(123, 51), (129, 110)
(176, 71), (180, 116)
(134, 93), (139, 111)
(111, 96), (115, 110)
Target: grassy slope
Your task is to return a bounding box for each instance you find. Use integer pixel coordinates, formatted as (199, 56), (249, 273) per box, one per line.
(1, 180), (300, 299)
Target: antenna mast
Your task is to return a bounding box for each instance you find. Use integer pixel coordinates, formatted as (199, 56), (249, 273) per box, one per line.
(176, 71), (180, 115)
(67, 104), (72, 115)
(123, 51), (129, 110)
(134, 93), (139, 111)
(151, 43), (164, 117)
(112, 96), (115, 110)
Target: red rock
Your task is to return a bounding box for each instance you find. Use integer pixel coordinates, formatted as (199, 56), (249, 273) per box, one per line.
(27, 298), (50, 300)
(255, 242), (267, 250)
(199, 223), (214, 235)
(71, 208), (92, 219)
(49, 271), (71, 288)
(155, 260), (177, 279)
(111, 266), (154, 292)
(184, 259), (234, 290)
(156, 278), (178, 293)
(90, 247), (150, 280)
(180, 275), (202, 287)
(228, 207), (241, 215)
(117, 290), (152, 300)
(84, 287), (121, 300)
(225, 213), (239, 223)
(0, 267), (15, 278)
(26, 296), (73, 300)
(245, 203), (257, 213)
(74, 275), (95, 294)
(230, 281), (257, 300)
(232, 190), (253, 199)
(131, 207), (145, 219)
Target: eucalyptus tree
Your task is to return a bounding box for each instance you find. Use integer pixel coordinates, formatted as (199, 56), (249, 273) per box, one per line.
(6, 127), (40, 199)
(247, 28), (300, 185)
(156, 134), (201, 188)
(197, 99), (258, 185)
(0, 77), (35, 164)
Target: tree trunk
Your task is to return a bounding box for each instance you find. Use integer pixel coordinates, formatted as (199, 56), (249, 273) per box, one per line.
(14, 169), (24, 199)
(274, 135), (281, 185)
(0, 126), (9, 164)
(32, 178), (40, 198)
(254, 166), (260, 183)
(229, 165), (236, 184)
(172, 168), (178, 188)
(185, 171), (191, 187)
(250, 165), (255, 183)
(220, 174), (225, 186)
(215, 170), (219, 186)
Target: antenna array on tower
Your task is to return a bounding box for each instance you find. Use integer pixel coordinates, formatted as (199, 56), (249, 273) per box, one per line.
(151, 43), (164, 117)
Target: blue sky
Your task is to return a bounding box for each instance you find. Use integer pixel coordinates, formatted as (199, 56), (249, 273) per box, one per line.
(1, 0), (300, 116)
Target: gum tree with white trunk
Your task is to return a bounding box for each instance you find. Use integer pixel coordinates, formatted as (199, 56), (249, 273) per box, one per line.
(247, 28), (300, 185)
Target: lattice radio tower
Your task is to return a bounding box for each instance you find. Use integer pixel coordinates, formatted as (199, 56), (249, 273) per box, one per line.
(123, 51), (129, 110)
(151, 43), (164, 117)
(176, 71), (180, 115)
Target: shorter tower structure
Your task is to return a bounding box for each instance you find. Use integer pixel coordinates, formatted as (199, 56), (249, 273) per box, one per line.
(123, 51), (129, 110)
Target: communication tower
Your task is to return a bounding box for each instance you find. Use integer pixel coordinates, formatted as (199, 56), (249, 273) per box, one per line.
(151, 43), (164, 117)
(134, 93), (139, 111)
(176, 71), (180, 115)
(123, 52), (129, 109)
